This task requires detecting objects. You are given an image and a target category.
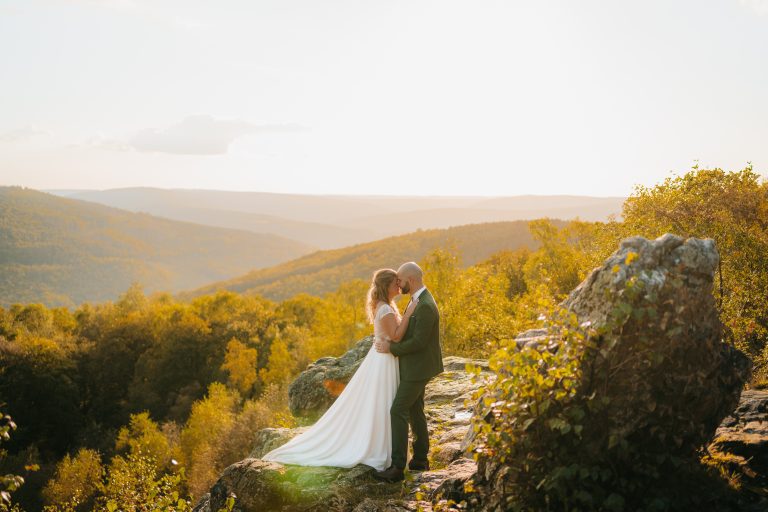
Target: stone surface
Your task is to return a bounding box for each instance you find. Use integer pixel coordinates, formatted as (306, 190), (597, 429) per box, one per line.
(559, 235), (751, 453)
(512, 328), (550, 351)
(193, 459), (377, 512)
(248, 427), (308, 459)
(194, 355), (492, 512)
(708, 389), (768, 489)
(197, 388), (768, 512)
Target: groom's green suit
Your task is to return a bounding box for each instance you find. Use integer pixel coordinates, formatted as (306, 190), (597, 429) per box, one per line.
(388, 288), (443, 469)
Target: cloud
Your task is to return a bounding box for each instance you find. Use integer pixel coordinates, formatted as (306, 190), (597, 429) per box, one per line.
(0, 127), (51, 143)
(129, 115), (305, 155)
(81, 134), (134, 151)
(741, 0), (768, 15)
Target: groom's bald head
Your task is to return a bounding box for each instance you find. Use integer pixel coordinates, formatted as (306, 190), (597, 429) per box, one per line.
(397, 262), (424, 295)
(397, 262), (423, 279)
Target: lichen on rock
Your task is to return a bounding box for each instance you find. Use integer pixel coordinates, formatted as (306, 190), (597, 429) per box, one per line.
(467, 234), (754, 511)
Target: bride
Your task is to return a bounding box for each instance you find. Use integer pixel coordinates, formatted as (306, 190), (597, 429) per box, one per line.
(261, 268), (417, 470)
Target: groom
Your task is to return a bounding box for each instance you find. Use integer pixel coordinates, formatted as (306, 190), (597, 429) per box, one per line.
(373, 261), (443, 482)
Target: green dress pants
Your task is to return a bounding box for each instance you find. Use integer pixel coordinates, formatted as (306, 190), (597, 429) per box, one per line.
(390, 378), (429, 469)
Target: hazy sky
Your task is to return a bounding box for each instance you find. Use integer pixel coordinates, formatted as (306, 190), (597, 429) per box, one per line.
(1, 0), (766, 196)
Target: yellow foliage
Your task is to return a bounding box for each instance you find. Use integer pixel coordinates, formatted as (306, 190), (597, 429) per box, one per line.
(259, 338), (294, 387)
(178, 383), (239, 499)
(115, 412), (172, 470)
(221, 338), (259, 395)
(42, 448), (103, 508)
(14, 333), (63, 356)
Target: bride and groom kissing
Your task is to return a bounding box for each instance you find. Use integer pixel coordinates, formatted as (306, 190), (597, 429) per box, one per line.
(263, 261), (444, 483)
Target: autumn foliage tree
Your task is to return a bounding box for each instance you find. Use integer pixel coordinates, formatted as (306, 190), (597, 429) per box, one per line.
(622, 165), (768, 383)
(3, 165), (768, 509)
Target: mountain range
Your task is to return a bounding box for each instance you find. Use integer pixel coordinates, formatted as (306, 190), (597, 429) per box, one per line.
(54, 188), (623, 249)
(0, 186), (622, 307)
(0, 187), (311, 307)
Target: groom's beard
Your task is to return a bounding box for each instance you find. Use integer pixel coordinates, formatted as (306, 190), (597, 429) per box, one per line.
(400, 282), (410, 294)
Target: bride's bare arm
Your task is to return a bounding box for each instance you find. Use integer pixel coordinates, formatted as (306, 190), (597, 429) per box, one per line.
(379, 300), (418, 342)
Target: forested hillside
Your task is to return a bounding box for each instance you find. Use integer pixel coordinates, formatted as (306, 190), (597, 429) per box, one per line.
(2, 167), (767, 512)
(0, 187), (313, 307)
(65, 188), (372, 249)
(181, 220), (553, 301)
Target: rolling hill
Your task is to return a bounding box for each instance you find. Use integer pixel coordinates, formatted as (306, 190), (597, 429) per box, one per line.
(63, 188), (373, 249)
(55, 188), (623, 249)
(0, 187), (314, 307)
(180, 220), (557, 302)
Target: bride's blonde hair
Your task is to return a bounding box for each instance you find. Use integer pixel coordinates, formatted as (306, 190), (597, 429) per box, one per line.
(366, 268), (399, 324)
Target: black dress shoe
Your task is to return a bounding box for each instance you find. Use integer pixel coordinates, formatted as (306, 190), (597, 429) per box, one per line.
(408, 459), (430, 471)
(372, 465), (404, 482)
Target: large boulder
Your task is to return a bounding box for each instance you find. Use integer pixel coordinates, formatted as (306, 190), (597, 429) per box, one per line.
(194, 355), (492, 512)
(561, 234), (750, 454)
(468, 234), (753, 510)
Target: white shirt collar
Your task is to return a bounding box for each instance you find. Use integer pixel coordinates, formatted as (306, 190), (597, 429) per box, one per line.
(412, 286), (427, 300)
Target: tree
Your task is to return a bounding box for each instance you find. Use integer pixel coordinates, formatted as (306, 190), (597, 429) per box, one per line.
(177, 383), (239, 499)
(41, 448), (103, 510)
(325, 280), (371, 349)
(522, 219), (584, 299)
(421, 247), (464, 353)
(221, 338), (259, 396)
(0, 333), (83, 456)
(127, 304), (215, 421)
(622, 165), (768, 383)
(115, 412), (172, 471)
(100, 452), (190, 512)
(259, 338), (294, 387)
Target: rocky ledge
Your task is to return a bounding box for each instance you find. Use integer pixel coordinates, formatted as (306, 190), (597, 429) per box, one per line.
(707, 389), (768, 494)
(195, 235), (768, 511)
(195, 382), (768, 512)
(194, 356), (493, 512)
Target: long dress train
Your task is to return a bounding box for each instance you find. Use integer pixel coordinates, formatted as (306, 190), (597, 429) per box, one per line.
(262, 303), (400, 470)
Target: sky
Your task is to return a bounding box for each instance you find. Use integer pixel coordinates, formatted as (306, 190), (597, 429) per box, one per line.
(0, 0), (767, 196)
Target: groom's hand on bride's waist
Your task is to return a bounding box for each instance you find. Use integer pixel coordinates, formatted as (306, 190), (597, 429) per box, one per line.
(374, 338), (391, 353)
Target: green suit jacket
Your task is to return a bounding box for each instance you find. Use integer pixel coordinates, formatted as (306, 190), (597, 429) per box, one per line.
(390, 289), (444, 381)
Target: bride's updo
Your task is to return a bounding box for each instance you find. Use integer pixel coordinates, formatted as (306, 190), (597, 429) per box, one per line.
(366, 268), (398, 324)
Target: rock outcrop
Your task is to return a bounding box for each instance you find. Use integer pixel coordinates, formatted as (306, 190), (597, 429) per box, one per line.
(470, 234), (754, 510)
(194, 355), (492, 512)
(562, 234), (751, 453)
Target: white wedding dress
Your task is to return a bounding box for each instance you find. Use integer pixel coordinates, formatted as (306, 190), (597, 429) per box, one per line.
(262, 303), (400, 471)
